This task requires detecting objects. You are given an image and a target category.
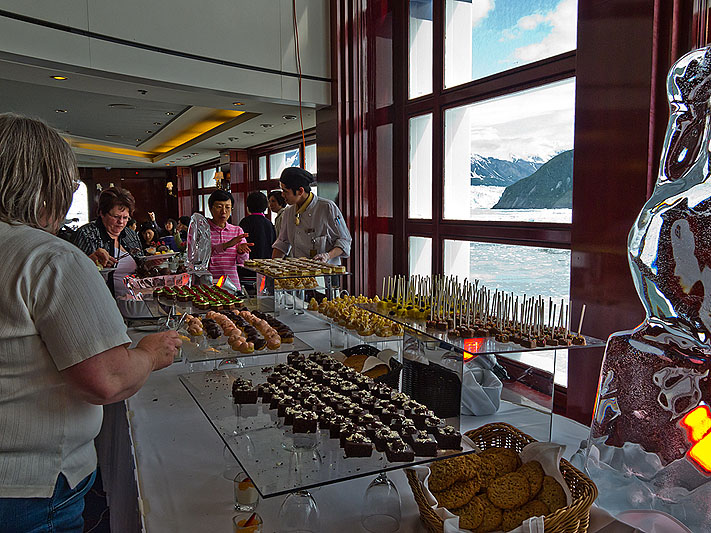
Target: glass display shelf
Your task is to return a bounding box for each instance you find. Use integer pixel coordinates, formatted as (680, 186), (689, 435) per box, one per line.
(255, 272), (347, 315)
(357, 302), (604, 359)
(303, 310), (403, 352)
(179, 366), (478, 499)
(180, 334), (312, 363)
(241, 265), (351, 279)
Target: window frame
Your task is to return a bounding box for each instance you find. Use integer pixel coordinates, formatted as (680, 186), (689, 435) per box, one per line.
(399, 1), (576, 278)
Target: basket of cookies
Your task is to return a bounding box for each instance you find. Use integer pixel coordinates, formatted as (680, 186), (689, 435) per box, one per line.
(405, 423), (597, 533)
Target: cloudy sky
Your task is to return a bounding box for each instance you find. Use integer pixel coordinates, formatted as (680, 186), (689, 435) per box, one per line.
(462, 0), (577, 161)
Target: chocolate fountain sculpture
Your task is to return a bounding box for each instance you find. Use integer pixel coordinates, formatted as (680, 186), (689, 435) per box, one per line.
(584, 47), (711, 528)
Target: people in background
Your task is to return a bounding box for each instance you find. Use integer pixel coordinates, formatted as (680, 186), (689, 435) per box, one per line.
(268, 190), (287, 237)
(72, 186), (142, 297)
(206, 190), (252, 289)
(138, 222), (158, 253)
(239, 192), (276, 259)
(127, 218), (137, 232)
(163, 218), (183, 250)
(0, 113), (180, 532)
(272, 168), (352, 264)
(177, 215), (190, 242)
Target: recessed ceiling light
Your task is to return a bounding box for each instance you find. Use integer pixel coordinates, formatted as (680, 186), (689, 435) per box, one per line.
(233, 102), (244, 106)
(283, 114), (297, 120)
(228, 137), (238, 142)
(260, 124), (273, 128)
(191, 152), (198, 155)
(165, 112), (175, 116)
(243, 131), (254, 135)
(145, 130), (152, 134)
(135, 138), (142, 142)
(108, 103), (135, 110)
(165, 163), (170, 166)
(55, 109), (68, 113)
(217, 142), (226, 145)
(50, 75), (68, 81)
(153, 122), (162, 126)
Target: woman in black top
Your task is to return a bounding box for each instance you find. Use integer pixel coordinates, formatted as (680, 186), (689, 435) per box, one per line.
(239, 192), (276, 259)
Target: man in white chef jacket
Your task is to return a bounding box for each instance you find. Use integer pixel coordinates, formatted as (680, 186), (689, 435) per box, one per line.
(271, 167), (352, 264)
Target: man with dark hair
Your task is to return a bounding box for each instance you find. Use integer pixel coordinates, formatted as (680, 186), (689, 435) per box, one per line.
(239, 192), (276, 259)
(177, 215), (191, 241)
(205, 189), (252, 289)
(272, 167), (351, 264)
(268, 190), (287, 236)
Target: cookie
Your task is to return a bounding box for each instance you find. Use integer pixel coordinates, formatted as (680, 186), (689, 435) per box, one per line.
(522, 499), (549, 517)
(428, 456), (465, 492)
(538, 476), (567, 514)
(473, 494), (503, 533)
(453, 496), (484, 530)
(432, 477), (479, 509)
(517, 460), (544, 497)
(480, 447), (521, 476)
(466, 453), (496, 488)
(486, 472), (530, 510)
(501, 507), (530, 532)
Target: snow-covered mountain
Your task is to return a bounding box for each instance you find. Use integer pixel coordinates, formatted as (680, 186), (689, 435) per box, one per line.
(470, 154), (544, 187)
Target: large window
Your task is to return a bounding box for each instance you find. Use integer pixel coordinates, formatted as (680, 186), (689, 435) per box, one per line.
(443, 78), (575, 223)
(408, 114), (433, 219)
(66, 181), (89, 226)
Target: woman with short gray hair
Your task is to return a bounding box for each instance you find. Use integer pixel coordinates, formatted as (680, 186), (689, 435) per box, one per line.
(0, 113), (181, 532)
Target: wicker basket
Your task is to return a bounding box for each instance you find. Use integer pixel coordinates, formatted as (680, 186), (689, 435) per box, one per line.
(405, 422), (598, 533)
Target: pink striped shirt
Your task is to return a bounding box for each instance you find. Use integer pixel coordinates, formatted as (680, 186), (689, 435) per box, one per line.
(208, 220), (249, 289)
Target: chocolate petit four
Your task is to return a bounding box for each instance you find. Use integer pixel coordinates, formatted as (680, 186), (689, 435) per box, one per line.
(410, 430), (438, 457)
(385, 439), (415, 462)
(432, 425), (462, 450)
(343, 432), (374, 458)
(293, 411), (319, 433)
(231, 378), (258, 404)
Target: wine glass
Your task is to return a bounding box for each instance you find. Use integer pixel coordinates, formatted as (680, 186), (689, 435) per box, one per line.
(361, 472), (401, 533)
(277, 490), (320, 533)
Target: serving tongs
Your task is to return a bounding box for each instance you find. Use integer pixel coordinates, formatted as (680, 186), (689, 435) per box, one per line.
(162, 304), (188, 332)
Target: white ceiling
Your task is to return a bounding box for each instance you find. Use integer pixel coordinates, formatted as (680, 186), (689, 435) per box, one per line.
(0, 57), (318, 168)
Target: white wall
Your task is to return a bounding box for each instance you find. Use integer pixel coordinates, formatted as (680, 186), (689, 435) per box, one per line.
(0, 0), (330, 106)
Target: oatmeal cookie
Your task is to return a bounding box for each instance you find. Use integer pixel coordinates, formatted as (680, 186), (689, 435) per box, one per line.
(517, 460), (545, 497)
(466, 453), (496, 488)
(522, 499), (549, 517)
(472, 494), (503, 533)
(501, 507), (530, 532)
(486, 472), (530, 510)
(432, 477), (479, 509)
(428, 455), (477, 492)
(538, 476), (567, 514)
(453, 496), (484, 530)
(480, 447), (521, 476)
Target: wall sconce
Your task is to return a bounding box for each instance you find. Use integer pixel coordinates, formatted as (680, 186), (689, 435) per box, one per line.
(214, 171), (230, 190)
(166, 181), (176, 197)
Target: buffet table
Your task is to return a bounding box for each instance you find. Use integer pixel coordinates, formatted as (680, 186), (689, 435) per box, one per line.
(96, 320), (596, 533)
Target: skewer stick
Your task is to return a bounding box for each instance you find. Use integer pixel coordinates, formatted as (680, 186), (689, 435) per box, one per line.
(577, 304), (587, 336)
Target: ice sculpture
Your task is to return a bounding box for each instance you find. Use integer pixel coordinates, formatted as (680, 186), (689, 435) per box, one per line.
(185, 213), (212, 273)
(584, 47), (711, 528)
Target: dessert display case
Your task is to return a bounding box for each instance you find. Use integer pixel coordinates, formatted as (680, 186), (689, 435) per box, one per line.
(357, 302), (604, 442)
(179, 334), (312, 364)
(304, 310), (403, 352)
(179, 365), (477, 499)
(248, 271), (348, 315)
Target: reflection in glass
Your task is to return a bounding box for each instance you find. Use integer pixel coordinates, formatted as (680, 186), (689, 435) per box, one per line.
(203, 167), (216, 187)
(409, 114), (433, 219)
(66, 181), (89, 226)
(409, 236), (432, 278)
(443, 79), (575, 223)
(270, 149), (300, 180)
(409, 0), (433, 98)
(445, 0), (577, 88)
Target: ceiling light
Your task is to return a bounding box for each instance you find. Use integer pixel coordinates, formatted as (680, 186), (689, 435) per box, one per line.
(108, 103), (135, 109)
(153, 122), (162, 126)
(233, 102), (244, 106)
(135, 138), (142, 142)
(50, 75), (68, 80)
(137, 89), (148, 95)
(145, 130), (153, 134)
(243, 131), (254, 135)
(55, 109), (68, 113)
(165, 112), (175, 116)
(165, 163), (170, 166)
(260, 124), (273, 128)
(191, 152), (199, 155)
(228, 137), (238, 141)
(217, 142), (226, 145)
(283, 114), (297, 120)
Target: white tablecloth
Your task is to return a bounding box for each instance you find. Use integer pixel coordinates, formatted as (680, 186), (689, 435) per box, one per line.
(101, 325), (593, 533)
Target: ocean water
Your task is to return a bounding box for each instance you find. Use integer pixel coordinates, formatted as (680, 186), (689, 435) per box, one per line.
(469, 185), (572, 223)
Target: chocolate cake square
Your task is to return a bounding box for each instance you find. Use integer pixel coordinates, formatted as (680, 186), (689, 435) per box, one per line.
(385, 440), (415, 462)
(432, 425), (462, 450)
(343, 432), (374, 458)
(410, 431), (438, 457)
(293, 411), (319, 433)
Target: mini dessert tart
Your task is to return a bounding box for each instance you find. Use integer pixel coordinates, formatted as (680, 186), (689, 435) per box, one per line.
(385, 439), (415, 462)
(432, 425), (462, 450)
(232, 378), (258, 404)
(343, 432), (373, 458)
(293, 411), (319, 433)
(410, 430), (438, 457)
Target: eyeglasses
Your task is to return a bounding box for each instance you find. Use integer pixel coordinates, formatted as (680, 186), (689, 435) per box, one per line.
(106, 212), (130, 222)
